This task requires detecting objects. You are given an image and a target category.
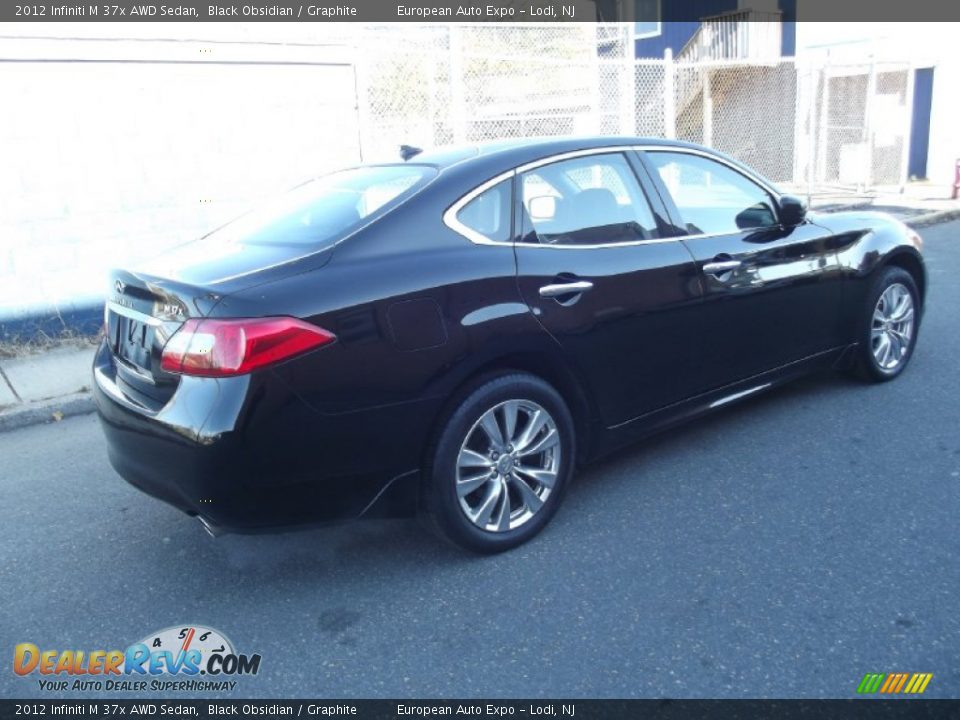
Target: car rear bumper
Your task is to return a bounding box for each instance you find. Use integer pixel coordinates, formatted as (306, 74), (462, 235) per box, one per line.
(92, 340), (430, 532)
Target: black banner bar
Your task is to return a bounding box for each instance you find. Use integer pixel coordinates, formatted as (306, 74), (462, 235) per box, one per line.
(3, 0), (960, 22)
(2, 700), (959, 720)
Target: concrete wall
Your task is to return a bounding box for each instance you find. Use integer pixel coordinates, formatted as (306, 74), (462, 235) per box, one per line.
(0, 25), (360, 337)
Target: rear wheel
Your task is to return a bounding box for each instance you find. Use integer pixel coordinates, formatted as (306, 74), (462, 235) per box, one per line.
(853, 266), (920, 382)
(422, 373), (575, 553)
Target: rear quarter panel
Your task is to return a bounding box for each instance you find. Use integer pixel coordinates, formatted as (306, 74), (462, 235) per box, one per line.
(209, 190), (561, 478)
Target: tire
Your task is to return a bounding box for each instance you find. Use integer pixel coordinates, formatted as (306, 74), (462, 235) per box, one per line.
(852, 266), (920, 383)
(422, 372), (576, 553)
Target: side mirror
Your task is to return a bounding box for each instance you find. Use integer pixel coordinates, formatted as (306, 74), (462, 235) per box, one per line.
(778, 194), (807, 226)
(528, 195), (557, 221)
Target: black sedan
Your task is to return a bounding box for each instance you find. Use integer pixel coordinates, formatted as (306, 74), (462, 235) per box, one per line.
(93, 136), (926, 552)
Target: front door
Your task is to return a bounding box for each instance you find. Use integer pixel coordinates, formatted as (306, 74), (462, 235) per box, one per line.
(513, 150), (703, 428)
(640, 149), (845, 391)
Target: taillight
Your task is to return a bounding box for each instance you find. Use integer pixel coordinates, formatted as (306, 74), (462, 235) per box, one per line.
(160, 317), (335, 377)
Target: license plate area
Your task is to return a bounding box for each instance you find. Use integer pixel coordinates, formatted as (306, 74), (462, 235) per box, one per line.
(110, 311), (153, 372)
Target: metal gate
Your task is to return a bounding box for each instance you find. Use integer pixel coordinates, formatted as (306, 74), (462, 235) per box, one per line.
(811, 62), (913, 191)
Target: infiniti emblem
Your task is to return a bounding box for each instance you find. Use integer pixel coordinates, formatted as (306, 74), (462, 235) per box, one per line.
(115, 280), (126, 294)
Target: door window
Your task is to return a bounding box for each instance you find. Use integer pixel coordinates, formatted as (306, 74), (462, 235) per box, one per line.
(646, 152), (779, 236)
(519, 153), (660, 246)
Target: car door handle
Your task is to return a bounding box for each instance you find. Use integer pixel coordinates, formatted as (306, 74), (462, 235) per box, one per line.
(538, 281), (594, 298)
(702, 260), (742, 275)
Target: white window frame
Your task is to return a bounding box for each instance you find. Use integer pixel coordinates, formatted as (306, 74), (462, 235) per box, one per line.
(633, 21), (662, 40)
(628, 0), (662, 39)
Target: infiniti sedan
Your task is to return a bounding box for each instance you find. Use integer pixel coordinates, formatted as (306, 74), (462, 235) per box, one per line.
(94, 137), (925, 552)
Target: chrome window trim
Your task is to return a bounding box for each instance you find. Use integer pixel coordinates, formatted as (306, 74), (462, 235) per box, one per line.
(515, 236), (679, 250)
(442, 143), (783, 249)
(512, 145), (641, 175)
(661, 227), (773, 242)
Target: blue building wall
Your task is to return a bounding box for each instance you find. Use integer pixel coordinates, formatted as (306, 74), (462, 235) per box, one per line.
(908, 68), (935, 180)
(779, 0), (796, 56)
(634, 21), (702, 59)
(634, 3), (796, 59)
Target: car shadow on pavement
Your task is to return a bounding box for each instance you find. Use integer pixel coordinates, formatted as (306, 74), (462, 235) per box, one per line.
(581, 369), (857, 479)
(114, 369), (865, 591)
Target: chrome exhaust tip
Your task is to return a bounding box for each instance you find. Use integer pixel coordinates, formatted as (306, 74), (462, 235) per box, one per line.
(197, 516), (222, 538)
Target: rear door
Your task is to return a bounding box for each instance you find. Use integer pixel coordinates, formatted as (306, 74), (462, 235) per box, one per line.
(639, 149), (845, 390)
(513, 150), (703, 428)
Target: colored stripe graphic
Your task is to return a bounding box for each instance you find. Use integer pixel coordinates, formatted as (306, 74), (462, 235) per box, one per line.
(880, 674), (897, 693)
(857, 674), (885, 694)
(857, 673), (932, 694)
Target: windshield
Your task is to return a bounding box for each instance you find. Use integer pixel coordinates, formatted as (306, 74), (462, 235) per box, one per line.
(207, 165), (436, 248)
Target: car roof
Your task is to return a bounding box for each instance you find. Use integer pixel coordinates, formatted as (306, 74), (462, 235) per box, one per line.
(407, 135), (699, 170)
(394, 135), (781, 199)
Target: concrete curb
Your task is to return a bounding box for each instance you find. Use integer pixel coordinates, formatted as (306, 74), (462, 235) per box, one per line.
(906, 208), (960, 229)
(0, 392), (95, 433)
(818, 205), (960, 228)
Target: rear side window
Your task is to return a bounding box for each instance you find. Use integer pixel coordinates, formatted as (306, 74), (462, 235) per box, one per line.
(455, 179), (512, 243)
(207, 165), (435, 248)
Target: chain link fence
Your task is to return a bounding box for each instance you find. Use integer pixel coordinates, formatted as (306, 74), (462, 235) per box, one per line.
(353, 25), (915, 201)
(804, 61), (913, 192)
(0, 24), (920, 335)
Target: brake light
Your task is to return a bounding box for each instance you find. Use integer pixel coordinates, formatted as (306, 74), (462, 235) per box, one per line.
(160, 317), (335, 377)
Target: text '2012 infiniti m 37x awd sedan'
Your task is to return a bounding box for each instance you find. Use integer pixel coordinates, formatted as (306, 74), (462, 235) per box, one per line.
(94, 137), (926, 552)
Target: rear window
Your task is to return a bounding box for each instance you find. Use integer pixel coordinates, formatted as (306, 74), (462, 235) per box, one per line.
(208, 165), (435, 248)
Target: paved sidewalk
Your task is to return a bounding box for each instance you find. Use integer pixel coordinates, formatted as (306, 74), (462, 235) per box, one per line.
(0, 204), (957, 433)
(804, 184), (960, 225)
(0, 342), (96, 431)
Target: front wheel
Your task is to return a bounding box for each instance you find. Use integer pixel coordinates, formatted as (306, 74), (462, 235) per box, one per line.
(422, 373), (575, 553)
(853, 266), (920, 382)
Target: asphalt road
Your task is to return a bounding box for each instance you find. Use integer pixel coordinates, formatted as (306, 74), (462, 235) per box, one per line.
(1, 221), (958, 700)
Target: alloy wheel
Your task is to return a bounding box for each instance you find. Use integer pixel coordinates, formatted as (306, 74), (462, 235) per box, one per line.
(871, 283), (915, 371)
(455, 400), (561, 533)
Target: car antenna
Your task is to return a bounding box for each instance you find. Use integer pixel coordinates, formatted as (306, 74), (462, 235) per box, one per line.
(400, 144), (423, 161)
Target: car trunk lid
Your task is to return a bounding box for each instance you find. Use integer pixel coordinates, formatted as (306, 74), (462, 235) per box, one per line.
(104, 240), (333, 409)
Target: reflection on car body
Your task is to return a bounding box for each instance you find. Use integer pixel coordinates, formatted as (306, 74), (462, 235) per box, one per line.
(93, 136), (927, 553)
